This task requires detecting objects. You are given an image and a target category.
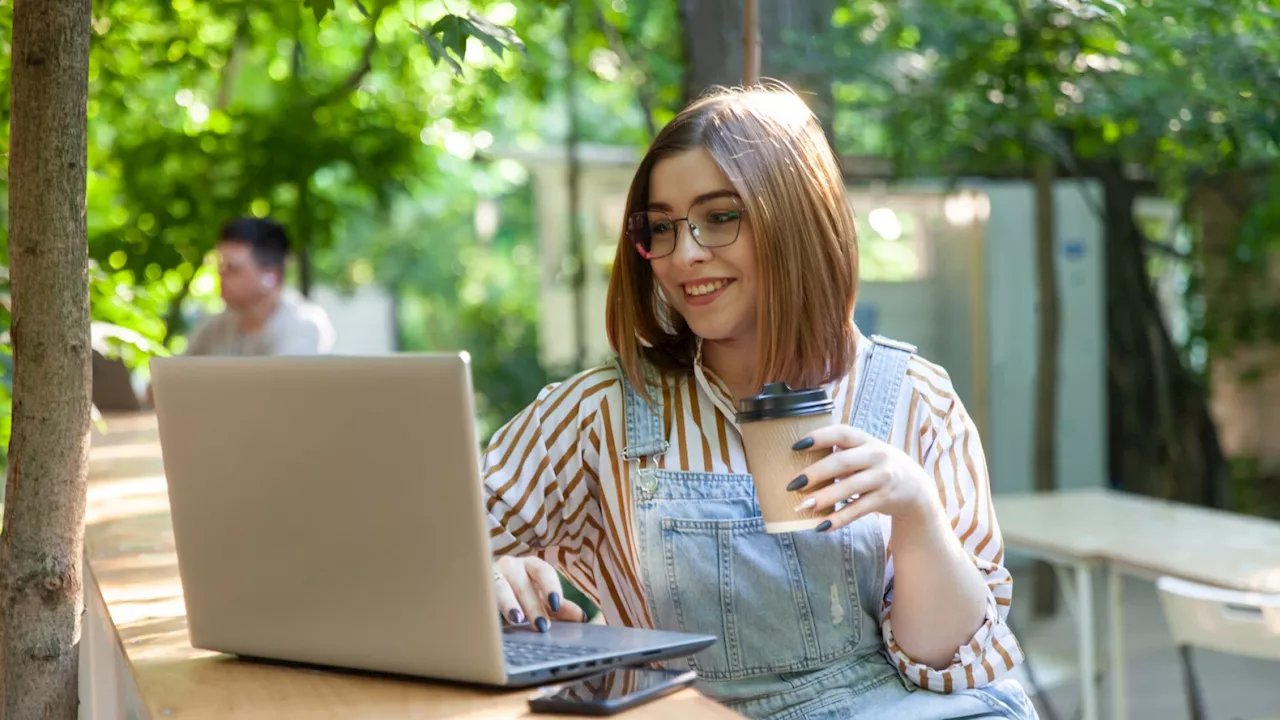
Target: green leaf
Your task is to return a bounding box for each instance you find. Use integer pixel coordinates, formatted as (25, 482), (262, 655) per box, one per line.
(461, 19), (508, 58)
(303, 0), (336, 23)
(423, 32), (463, 74)
(433, 15), (468, 61)
(464, 11), (527, 57)
(353, 0), (370, 18)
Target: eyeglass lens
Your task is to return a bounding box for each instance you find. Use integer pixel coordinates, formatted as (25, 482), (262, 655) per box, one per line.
(627, 199), (744, 259)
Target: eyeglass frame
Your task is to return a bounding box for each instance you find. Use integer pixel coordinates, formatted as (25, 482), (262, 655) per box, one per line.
(626, 196), (749, 260)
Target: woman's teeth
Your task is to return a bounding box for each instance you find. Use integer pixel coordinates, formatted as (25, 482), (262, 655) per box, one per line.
(685, 280), (729, 297)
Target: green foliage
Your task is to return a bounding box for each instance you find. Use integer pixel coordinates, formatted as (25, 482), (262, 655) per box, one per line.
(823, 0), (1280, 359)
(305, 0), (337, 23)
(826, 0), (1279, 177)
(418, 12), (526, 74)
(0, 0), (671, 480)
(305, 0), (528, 76)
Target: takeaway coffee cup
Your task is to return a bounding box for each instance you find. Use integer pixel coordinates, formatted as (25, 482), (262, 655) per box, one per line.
(737, 382), (835, 534)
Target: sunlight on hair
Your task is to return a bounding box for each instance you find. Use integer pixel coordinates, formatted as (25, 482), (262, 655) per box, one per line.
(732, 84), (820, 133)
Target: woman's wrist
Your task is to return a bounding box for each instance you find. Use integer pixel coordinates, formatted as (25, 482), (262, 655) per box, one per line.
(894, 483), (949, 531)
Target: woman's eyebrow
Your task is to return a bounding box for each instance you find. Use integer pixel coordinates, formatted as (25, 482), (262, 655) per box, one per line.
(647, 189), (740, 211)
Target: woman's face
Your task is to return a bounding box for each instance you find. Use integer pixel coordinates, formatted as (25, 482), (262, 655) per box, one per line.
(645, 148), (759, 347)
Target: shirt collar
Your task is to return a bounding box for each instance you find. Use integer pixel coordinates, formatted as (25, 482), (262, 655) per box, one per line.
(690, 323), (869, 428)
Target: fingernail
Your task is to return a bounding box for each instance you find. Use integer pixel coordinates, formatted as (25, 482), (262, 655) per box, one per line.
(795, 497), (816, 512)
(509, 608), (525, 624)
(535, 616), (549, 633)
(792, 437), (814, 451)
(548, 592), (561, 612)
(815, 520), (833, 533)
(786, 474), (808, 492)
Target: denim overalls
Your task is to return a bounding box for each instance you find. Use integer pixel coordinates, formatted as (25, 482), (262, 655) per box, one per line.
(616, 336), (1037, 720)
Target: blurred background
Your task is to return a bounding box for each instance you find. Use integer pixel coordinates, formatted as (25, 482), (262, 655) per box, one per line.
(2, 1), (1279, 717)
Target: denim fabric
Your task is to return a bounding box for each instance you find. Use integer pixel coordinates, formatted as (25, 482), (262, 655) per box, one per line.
(614, 336), (1038, 719)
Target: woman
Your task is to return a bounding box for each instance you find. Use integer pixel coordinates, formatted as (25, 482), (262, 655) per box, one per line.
(484, 85), (1036, 719)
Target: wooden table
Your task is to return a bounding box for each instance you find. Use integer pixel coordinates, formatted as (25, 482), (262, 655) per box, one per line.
(996, 488), (1280, 720)
(82, 413), (740, 719)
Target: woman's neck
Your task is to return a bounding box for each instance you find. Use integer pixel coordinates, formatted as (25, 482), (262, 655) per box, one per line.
(701, 335), (760, 401)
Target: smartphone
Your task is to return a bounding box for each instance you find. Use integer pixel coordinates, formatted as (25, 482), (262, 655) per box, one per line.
(527, 666), (699, 716)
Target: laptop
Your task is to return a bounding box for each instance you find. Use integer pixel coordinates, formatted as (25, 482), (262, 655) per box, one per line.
(149, 352), (715, 688)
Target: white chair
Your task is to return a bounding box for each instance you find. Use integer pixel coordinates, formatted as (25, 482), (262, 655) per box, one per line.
(1155, 576), (1280, 720)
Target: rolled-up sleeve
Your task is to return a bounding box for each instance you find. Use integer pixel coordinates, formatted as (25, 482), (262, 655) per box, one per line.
(483, 368), (615, 602)
(880, 381), (1023, 692)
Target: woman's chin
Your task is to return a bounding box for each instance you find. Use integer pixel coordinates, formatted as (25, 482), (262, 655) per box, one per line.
(685, 319), (752, 346)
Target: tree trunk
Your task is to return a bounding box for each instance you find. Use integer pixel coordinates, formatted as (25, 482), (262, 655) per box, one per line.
(296, 178), (314, 298)
(677, 0), (837, 128)
(1032, 152), (1059, 616)
(1191, 173), (1280, 513)
(0, 1), (94, 717)
(742, 0), (760, 85)
(1101, 165), (1226, 506)
(566, 0), (588, 371)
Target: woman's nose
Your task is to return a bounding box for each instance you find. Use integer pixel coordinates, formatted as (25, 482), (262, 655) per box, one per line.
(671, 221), (710, 266)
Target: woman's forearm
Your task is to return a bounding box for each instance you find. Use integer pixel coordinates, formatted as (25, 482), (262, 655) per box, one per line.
(887, 501), (992, 670)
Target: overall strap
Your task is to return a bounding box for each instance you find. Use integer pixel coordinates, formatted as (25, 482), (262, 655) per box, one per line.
(849, 335), (917, 442)
(612, 358), (669, 462)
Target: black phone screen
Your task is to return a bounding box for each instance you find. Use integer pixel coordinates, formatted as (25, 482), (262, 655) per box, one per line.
(529, 667), (696, 708)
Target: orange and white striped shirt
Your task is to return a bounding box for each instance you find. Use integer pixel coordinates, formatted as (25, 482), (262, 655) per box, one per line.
(483, 332), (1024, 693)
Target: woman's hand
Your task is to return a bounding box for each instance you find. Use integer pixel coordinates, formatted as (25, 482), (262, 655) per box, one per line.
(789, 425), (942, 532)
(493, 556), (587, 632)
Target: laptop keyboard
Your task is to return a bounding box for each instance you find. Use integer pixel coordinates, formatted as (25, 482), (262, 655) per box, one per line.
(503, 638), (607, 668)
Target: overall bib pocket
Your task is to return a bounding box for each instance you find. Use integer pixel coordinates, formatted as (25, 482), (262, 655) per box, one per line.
(660, 515), (861, 680)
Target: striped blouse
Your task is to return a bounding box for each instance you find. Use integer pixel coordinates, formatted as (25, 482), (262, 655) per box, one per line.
(483, 330), (1024, 693)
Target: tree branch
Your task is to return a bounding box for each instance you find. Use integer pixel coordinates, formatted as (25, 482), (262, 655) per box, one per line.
(217, 14), (250, 109)
(590, 0), (657, 138)
(310, 5), (386, 110)
(1145, 239), (1191, 261)
(161, 277), (194, 347)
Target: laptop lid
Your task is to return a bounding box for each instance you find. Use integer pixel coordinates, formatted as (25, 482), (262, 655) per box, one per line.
(150, 353), (508, 685)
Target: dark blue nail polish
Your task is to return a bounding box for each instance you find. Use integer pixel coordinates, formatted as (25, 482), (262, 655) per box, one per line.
(815, 520), (833, 533)
(535, 616), (549, 633)
(549, 592), (561, 613)
(509, 608), (525, 624)
(786, 474), (808, 492)
(792, 437), (814, 451)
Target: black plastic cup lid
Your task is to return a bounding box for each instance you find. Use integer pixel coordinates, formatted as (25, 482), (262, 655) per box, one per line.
(736, 382), (834, 423)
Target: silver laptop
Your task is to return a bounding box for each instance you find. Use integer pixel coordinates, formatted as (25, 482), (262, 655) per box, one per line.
(149, 353), (714, 688)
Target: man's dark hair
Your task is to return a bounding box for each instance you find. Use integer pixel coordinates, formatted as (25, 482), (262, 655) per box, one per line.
(218, 217), (290, 270)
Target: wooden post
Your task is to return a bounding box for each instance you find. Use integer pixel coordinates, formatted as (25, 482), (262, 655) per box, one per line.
(742, 0), (760, 85)
(566, 0), (587, 370)
(1033, 150), (1060, 617)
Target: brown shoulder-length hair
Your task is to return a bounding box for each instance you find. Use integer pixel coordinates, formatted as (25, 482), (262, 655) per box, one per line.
(605, 84), (859, 398)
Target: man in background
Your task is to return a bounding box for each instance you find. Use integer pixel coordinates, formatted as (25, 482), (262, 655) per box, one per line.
(184, 217), (335, 357)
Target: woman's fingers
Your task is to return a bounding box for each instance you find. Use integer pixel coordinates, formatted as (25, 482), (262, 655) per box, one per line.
(788, 444), (885, 493)
(507, 561), (553, 632)
(552, 598), (588, 623)
(492, 572), (527, 626)
(796, 465), (887, 514)
(526, 559), (588, 622)
(793, 424), (872, 453)
(493, 557), (589, 630)
(494, 557), (548, 631)
(813, 487), (884, 533)
(524, 557), (568, 619)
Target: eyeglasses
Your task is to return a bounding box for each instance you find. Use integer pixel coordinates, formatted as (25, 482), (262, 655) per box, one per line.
(626, 198), (747, 260)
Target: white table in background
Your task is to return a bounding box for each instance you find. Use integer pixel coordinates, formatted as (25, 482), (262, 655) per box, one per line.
(996, 488), (1280, 720)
